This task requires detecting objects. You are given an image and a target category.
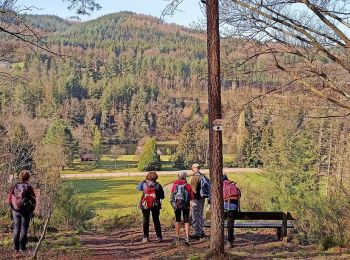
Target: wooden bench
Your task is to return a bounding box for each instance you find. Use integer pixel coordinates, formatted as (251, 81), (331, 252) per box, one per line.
(205, 211), (295, 240)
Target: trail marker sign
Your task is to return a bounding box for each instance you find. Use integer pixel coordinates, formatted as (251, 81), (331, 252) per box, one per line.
(213, 118), (223, 131)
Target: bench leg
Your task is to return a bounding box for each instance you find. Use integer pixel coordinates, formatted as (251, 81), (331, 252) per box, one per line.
(276, 228), (283, 240)
(282, 213), (288, 242)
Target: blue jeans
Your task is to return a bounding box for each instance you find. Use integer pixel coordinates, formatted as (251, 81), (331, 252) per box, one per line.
(13, 211), (31, 250)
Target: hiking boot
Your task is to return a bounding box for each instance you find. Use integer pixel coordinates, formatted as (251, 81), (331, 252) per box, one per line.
(172, 238), (179, 246)
(142, 237), (149, 243)
(227, 242), (234, 248)
(184, 238), (190, 246)
(157, 237), (164, 243)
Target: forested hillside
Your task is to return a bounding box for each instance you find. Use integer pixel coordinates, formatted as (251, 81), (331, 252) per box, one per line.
(0, 7), (350, 255)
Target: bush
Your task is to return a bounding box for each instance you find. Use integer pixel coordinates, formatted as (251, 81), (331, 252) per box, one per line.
(52, 182), (95, 229)
(294, 193), (350, 250)
(137, 138), (161, 171)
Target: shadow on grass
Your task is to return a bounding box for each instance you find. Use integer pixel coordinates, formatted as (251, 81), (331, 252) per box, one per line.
(69, 179), (140, 193)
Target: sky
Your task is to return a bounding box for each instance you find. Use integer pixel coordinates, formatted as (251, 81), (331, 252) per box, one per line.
(16, 0), (205, 27)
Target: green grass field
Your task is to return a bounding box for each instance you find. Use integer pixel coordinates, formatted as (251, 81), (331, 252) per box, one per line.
(69, 172), (268, 228)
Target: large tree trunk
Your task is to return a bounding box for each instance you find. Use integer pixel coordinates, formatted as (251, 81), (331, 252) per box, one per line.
(206, 0), (225, 256)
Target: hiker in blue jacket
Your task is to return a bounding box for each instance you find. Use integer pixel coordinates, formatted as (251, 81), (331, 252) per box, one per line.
(137, 171), (164, 243)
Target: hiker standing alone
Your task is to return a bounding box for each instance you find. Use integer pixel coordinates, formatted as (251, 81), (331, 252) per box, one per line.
(223, 174), (241, 248)
(137, 171), (164, 243)
(8, 170), (36, 252)
(170, 171), (194, 246)
(190, 163), (210, 240)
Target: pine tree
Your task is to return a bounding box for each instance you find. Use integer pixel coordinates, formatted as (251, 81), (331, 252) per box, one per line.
(175, 119), (207, 168)
(44, 119), (77, 166)
(138, 137), (161, 171)
(238, 105), (262, 167)
(192, 97), (201, 115)
(8, 123), (34, 173)
(92, 125), (102, 163)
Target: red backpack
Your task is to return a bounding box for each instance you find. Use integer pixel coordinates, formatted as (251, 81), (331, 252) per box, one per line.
(141, 183), (157, 209)
(223, 180), (241, 201)
(10, 182), (36, 213)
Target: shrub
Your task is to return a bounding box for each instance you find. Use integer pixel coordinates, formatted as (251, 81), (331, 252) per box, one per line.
(294, 193), (350, 250)
(137, 137), (161, 171)
(52, 182), (95, 229)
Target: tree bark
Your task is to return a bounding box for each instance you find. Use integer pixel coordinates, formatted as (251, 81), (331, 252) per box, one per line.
(206, 0), (225, 255)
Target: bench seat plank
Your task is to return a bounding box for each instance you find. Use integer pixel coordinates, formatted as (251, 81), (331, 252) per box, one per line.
(204, 221), (294, 228)
(231, 222), (294, 228)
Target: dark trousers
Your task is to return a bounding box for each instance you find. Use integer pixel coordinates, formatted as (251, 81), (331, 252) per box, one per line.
(225, 210), (237, 243)
(13, 211), (31, 250)
(142, 208), (162, 238)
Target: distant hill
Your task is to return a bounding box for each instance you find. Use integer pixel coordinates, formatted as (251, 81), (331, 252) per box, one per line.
(19, 12), (280, 88)
(47, 12), (206, 57)
(22, 14), (74, 32)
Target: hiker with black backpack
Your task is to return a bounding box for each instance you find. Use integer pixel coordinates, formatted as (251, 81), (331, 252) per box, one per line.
(190, 163), (211, 240)
(170, 171), (194, 246)
(137, 171), (165, 243)
(8, 170), (36, 252)
(222, 174), (241, 248)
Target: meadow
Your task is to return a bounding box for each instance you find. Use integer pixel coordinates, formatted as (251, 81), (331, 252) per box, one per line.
(69, 172), (268, 229)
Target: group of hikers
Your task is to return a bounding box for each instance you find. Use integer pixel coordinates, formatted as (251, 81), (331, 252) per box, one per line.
(136, 163), (241, 247)
(7, 164), (241, 252)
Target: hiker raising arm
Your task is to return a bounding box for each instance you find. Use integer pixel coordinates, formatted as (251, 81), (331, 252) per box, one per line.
(136, 171), (164, 243)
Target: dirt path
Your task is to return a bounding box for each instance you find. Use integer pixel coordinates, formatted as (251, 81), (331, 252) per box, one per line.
(1, 228), (349, 259)
(61, 168), (262, 179)
(79, 228), (350, 260)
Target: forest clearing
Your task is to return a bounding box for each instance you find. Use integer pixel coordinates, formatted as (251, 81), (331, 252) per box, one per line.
(1, 0), (350, 259)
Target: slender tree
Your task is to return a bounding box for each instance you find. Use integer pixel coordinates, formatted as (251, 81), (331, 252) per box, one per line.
(206, 0), (225, 255)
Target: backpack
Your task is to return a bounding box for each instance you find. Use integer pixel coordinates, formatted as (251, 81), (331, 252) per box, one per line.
(171, 183), (190, 210)
(199, 174), (211, 199)
(223, 181), (241, 201)
(141, 183), (158, 209)
(11, 183), (35, 214)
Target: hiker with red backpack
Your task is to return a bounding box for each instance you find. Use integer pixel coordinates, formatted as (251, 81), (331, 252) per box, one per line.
(137, 171), (165, 243)
(170, 171), (194, 246)
(8, 170), (36, 252)
(222, 174), (241, 248)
